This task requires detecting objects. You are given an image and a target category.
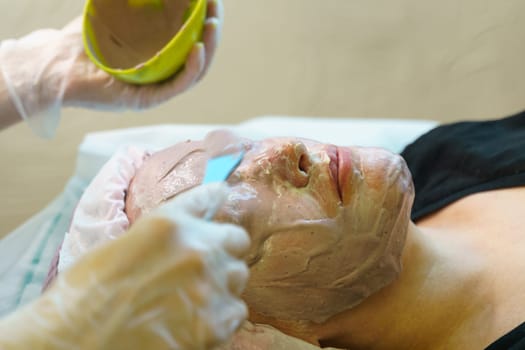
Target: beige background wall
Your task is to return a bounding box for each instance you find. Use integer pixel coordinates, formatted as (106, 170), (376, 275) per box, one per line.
(1, 0), (525, 235)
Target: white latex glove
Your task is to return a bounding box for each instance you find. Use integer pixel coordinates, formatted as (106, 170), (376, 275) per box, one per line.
(0, 183), (250, 350)
(0, 0), (223, 137)
(216, 321), (345, 350)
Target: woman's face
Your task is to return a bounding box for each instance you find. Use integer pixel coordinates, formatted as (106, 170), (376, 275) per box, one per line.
(126, 130), (414, 323)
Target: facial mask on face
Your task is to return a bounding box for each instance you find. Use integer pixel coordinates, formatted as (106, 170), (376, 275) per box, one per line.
(221, 146), (415, 324)
(126, 135), (416, 324)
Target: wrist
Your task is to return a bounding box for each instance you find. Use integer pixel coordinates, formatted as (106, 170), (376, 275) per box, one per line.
(0, 273), (119, 350)
(13, 281), (117, 349)
(0, 296), (70, 350)
(0, 29), (69, 136)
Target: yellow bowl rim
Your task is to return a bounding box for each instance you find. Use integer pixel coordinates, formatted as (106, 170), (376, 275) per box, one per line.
(82, 0), (206, 76)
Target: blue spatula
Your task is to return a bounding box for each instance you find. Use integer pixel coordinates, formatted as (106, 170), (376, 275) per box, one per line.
(203, 150), (245, 184)
(202, 150), (244, 220)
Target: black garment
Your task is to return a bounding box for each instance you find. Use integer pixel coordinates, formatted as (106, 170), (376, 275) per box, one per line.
(400, 110), (525, 350)
(401, 110), (525, 222)
(485, 322), (525, 350)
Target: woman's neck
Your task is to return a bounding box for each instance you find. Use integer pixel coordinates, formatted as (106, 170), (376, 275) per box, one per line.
(314, 222), (496, 350)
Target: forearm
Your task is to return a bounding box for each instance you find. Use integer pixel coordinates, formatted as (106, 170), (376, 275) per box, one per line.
(0, 29), (70, 138)
(0, 298), (69, 350)
(0, 283), (115, 350)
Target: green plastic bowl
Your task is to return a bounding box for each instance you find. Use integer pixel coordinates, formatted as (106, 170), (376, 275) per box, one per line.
(83, 0), (206, 84)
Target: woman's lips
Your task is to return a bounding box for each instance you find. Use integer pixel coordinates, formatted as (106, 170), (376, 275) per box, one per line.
(327, 146), (342, 202)
(337, 147), (352, 205)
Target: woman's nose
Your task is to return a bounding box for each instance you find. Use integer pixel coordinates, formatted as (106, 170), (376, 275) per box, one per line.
(274, 141), (312, 187)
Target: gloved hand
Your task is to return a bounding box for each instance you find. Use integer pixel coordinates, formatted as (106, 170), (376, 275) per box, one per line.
(0, 0), (223, 137)
(215, 321), (345, 350)
(0, 183), (250, 350)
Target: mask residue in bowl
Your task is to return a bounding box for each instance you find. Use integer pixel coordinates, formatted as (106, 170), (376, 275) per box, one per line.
(88, 0), (192, 69)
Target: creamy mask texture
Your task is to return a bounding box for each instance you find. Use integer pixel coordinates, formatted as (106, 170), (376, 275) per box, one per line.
(126, 131), (415, 323)
(88, 0), (191, 69)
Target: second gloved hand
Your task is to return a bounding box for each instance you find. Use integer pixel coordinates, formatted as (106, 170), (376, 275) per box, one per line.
(0, 0), (223, 137)
(0, 183), (250, 350)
